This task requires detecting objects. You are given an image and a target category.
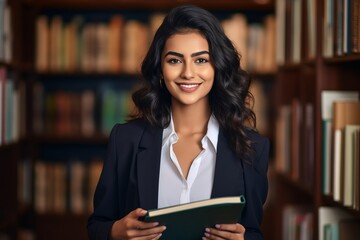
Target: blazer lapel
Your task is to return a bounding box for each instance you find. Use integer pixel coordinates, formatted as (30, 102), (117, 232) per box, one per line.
(136, 124), (163, 210)
(211, 129), (246, 198)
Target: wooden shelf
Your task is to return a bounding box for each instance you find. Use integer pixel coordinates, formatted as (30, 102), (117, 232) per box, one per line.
(0, 61), (13, 68)
(322, 195), (360, 218)
(32, 134), (109, 144)
(0, 61), (22, 72)
(323, 54), (360, 64)
(0, 142), (20, 153)
(23, 0), (275, 11)
(278, 62), (302, 71)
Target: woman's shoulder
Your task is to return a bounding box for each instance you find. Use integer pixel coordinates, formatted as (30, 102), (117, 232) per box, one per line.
(117, 118), (148, 130)
(110, 118), (149, 139)
(245, 128), (268, 145)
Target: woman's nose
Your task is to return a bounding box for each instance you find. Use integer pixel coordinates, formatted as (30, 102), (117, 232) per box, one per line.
(180, 62), (195, 79)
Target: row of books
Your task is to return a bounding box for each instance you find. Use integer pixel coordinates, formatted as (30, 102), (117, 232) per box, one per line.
(282, 205), (313, 240)
(275, 100), (315, 190)
(321, 90), (360, 210)
(32, 159), (102, 214)
(32, 80), (269, 138)
(33, 83), (133, 136)
(323, 0), (360, 57)
(0, 0), (12, 63)
(0, 68), (25, 146)
(283, 205), (360, 240)
(222, 14), (276, 73)
(35, 13), (276, 74)
(276, 0), (317, 64)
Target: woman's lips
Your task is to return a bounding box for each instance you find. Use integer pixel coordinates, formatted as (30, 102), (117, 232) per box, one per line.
(177, 83), (201, 93)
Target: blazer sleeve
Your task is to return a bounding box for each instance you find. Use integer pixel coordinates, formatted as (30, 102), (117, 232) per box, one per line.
(87, 124), (120, 240)
(242, 135), (270, 240)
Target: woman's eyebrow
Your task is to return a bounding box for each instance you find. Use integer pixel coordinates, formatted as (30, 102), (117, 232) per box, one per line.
(164, 50), (210, 58)
(191, 51), (210, 57)
(164, 51), (184, 58)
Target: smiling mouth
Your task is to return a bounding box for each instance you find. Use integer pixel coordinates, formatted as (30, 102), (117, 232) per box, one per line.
(178, 83), (201, 88)
(176, 83), (202, 93)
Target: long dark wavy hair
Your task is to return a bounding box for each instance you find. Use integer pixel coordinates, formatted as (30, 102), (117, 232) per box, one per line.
(132, 5), (256, 158)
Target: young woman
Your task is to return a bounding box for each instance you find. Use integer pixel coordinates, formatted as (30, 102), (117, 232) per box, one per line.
(88, 5), (269, 240)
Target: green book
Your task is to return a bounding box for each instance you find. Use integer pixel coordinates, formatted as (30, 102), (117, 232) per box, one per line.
(143, 195), (246, 240)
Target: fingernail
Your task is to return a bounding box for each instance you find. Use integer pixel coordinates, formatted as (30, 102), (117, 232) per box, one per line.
(140, 210), (147, 214)
(215, 224), (221, 228)
(152, 222), (159, 226)
(205, 228), (210, 232)
(202, 237), (207, 240)
(204, 232), (210, 237)
(162, 226), (167, 230)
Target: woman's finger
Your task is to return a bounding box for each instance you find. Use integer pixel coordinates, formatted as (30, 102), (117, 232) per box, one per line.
(131, 225), (166, 238)
(203, 224), (245, 240)
(215, 223), (245, 234)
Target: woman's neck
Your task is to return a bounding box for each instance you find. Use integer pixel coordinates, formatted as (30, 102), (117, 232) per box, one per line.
(171, 102), (211, 135)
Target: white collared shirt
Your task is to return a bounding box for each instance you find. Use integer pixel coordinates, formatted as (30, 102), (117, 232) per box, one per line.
(158, 114), (219, 208)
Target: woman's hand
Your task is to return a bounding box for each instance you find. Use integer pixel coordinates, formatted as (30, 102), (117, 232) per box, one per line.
(110, 208), (166, 240)
(202, 223), (245, 240)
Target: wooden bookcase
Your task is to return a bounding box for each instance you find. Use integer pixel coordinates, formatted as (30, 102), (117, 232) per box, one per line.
(272, 0), (360, 239)
(0, 0), (278, 240)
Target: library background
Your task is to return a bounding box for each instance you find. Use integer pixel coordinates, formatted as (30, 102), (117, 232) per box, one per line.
(0, 0), (359, 239)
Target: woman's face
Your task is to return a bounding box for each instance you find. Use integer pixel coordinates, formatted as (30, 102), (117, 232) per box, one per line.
(161, 31), (215, 107)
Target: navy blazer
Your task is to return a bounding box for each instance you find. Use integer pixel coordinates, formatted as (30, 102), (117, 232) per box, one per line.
(87, 119), (269, 240)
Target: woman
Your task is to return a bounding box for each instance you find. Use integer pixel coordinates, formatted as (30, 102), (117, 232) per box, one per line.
(88, 5), (269, 240)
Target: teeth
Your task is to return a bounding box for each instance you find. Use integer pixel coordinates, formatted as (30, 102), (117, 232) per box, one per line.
(180, 84), (199, 88)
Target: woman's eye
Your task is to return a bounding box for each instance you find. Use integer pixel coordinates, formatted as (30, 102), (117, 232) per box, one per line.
(167, 58), (181, 64)
(196, 58), (208, 63)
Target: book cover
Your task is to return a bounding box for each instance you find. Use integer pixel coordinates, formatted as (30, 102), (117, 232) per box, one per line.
(332, 101), (360, 203)
(319, 207), (355, 240)
(36, 15), (49, 72)
(3, 4), (12, 63)
(343, 125), (360, 207)
(108, 15), (123, 73)
(0, 68), (4, 146)
(354, 129), (360, 210)
(143, 196), (245, 240)
(323, 223), (339, 240)
(303, 103), (315, 191)
(290, 98), (302, 181)
(336, 0), (343, 56)
(351, 0), (359, 53)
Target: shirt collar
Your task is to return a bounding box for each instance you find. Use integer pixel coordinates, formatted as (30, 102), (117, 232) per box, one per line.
(162, 114), (176, 147)
(162, 113), (219, 151)
(206, 114), (219, 151)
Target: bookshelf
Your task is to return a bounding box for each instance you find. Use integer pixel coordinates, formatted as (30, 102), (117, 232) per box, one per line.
(274, 0), (360, 239)
(0, 0), (278, 240)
